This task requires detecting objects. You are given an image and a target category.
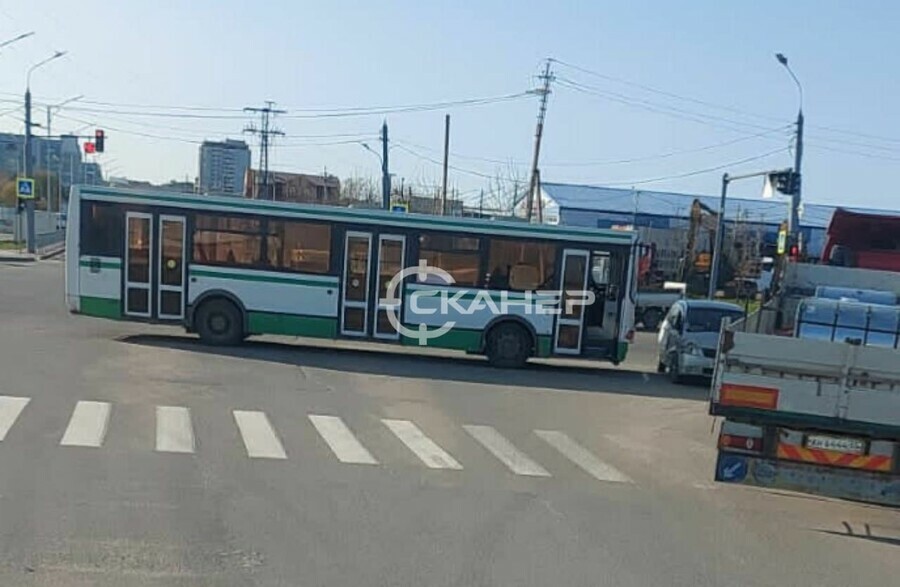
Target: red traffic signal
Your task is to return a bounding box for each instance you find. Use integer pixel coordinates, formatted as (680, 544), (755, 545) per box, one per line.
(95, 129), (105, 152)
(84, 142), (96, 154)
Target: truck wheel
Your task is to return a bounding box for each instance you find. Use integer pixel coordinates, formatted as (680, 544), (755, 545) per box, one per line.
(642, 308), (662, 331)
(486, 322), (531, 369)
(195, 298), (244, 346)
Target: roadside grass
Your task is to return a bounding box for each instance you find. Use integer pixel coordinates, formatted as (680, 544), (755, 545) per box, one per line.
(0, 240), (24, 250)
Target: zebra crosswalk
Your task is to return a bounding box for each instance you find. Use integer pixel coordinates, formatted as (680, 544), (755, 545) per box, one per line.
(0, 395), (633, 486)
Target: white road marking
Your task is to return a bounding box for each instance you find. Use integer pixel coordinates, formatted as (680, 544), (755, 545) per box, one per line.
(463, 425), (550, 477)
(535, 430), (632, 483)
(233, 410), (287, 459)
(0, 396), (29, 441)
(155, 406), (195, 454)
(60, 401), (111, 447)
(308, 415), (378, 464)
(382, 419), (462, 470)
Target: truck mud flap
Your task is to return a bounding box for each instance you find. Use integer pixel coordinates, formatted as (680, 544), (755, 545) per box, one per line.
(715, 451), (900, 508)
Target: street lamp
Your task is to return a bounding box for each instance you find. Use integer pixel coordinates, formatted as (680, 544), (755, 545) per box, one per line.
(0, 31), (35, 52)
(23, 50), (68, 253)
(775, 53), (804, 248)
(47, 95), (83, 212)
(360, 142), (382, 164)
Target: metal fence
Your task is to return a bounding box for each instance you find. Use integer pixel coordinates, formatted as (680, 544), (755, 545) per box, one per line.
(0, 206), (62, 237)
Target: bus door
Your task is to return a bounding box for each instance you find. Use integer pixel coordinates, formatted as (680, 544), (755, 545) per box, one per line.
(124, 212), (153, 318)
(553, 249), (590, 355)
(340, 231), (374, 336)
(340, 231), (407, 339)
(157, 215), (187, 320)
(372, 234), (406, 340)
(124, 212), (186, 321)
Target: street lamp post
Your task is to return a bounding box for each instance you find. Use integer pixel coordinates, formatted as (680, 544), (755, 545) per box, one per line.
(24, 50), (67, 253)
(47, 95), (83, 212)
(776, 53), (804, 250)
(361, 139), (391, 210)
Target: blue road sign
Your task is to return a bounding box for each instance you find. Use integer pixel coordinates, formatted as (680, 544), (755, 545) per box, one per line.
(16, 178), (35, 199)
(717, 455), (748, 482)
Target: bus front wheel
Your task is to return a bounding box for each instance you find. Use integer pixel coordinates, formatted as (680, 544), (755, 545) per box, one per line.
(486, 322), (531, 369)
(195, 298), (244, 346)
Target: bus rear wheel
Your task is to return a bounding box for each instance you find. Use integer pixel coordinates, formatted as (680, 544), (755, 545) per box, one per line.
(195, 298), (244, 346)
(486, 322), (532, 369)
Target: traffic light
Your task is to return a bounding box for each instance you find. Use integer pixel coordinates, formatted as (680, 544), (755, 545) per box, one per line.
(768, 170), (800, 196)
(95, 129), (105, 152)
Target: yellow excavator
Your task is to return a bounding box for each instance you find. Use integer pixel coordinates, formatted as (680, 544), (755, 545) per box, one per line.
(678, 199), (731, 294)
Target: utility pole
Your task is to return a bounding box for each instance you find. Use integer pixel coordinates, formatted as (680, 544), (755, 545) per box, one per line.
(380, 121), (391, 209)
(526, 58), (553, 222)
(479, 189), (484, 217)
(244, 101), (285, 200)
(776, 53), (804, 250)
(441, 114), (450, 216)
(24, 88), (35, 252)
(791, 110), (804, 246)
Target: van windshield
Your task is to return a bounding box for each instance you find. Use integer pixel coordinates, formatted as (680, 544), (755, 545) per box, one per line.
(686, 308), (743, 332)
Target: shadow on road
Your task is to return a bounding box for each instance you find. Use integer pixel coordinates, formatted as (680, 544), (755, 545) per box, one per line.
(816, 522), (900, 547)
(119, 333), (710, 402)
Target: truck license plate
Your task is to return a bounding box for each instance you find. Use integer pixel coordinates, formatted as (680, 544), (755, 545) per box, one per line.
(805, 434), (865, 454)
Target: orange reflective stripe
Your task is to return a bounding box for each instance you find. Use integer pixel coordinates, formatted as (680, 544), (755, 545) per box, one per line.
(777, 444), (892, 472)
(720, 383), (779, 409)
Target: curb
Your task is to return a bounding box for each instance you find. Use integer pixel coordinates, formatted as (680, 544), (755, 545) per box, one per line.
(0, 245), (64, 263)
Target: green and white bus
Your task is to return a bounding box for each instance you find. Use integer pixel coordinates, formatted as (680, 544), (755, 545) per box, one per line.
(65, 185), (638, 367)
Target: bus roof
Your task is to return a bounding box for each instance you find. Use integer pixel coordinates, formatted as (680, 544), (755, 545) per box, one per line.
(75, 185), (636, 246)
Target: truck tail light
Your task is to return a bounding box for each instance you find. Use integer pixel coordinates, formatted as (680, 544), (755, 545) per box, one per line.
(625, 329), (635, 342)
(719, 433), (764, 453)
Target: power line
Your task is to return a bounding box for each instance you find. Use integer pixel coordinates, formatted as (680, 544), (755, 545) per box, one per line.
(600, 147), (789, 187)
(552, 58), (900, 145)
(556, 76), (776, 134)
(244, 101), (286, 200)
(393, 143), (497, 179)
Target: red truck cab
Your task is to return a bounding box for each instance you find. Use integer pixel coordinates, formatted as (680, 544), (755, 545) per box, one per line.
(822, 208), (900, 271)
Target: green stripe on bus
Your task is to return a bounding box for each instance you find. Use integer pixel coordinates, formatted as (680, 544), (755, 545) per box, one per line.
(406, 285), (556, 304)
(401, 328), (482, 352)
(537, 335), (552, 358)
(78, 260), (122, 270)
(401, 327), (553, 357)
(79, 187), (633, 243)
(190, 268), (338, 288)
(79, 296), (121, 319)
(248, 312), (337, 338)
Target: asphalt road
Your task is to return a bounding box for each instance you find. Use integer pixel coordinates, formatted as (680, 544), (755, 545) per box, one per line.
(1, 259), (899, 586)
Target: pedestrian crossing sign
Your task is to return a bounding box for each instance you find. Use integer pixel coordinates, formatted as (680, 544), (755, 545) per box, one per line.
(16, 177), (35, 199)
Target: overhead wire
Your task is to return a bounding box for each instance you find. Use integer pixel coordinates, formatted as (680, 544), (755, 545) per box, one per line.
(552, 57), (900, 145)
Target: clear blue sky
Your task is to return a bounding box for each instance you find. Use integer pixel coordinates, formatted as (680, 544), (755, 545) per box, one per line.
(1, 1), (898, 209)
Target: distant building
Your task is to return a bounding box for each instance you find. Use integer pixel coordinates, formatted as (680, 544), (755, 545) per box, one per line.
(198, 139), (250, 196)
(107, 177), (195, 194)
(245, 169), (341, 204)
(0, 132), (95, 192)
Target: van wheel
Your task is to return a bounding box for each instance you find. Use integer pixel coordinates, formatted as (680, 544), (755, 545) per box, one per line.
(642, 308), (662, 331)
(486, 322), (532, 368)
(195, 298), (244, 346)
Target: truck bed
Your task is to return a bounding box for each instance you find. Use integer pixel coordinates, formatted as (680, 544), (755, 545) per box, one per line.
(711, 311), (900, 439)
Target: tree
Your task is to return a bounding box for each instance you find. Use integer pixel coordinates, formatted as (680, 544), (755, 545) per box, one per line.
(485, 160), (527, 216)
(0, 170), (61, 210)
(340, 174), (379, 207)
